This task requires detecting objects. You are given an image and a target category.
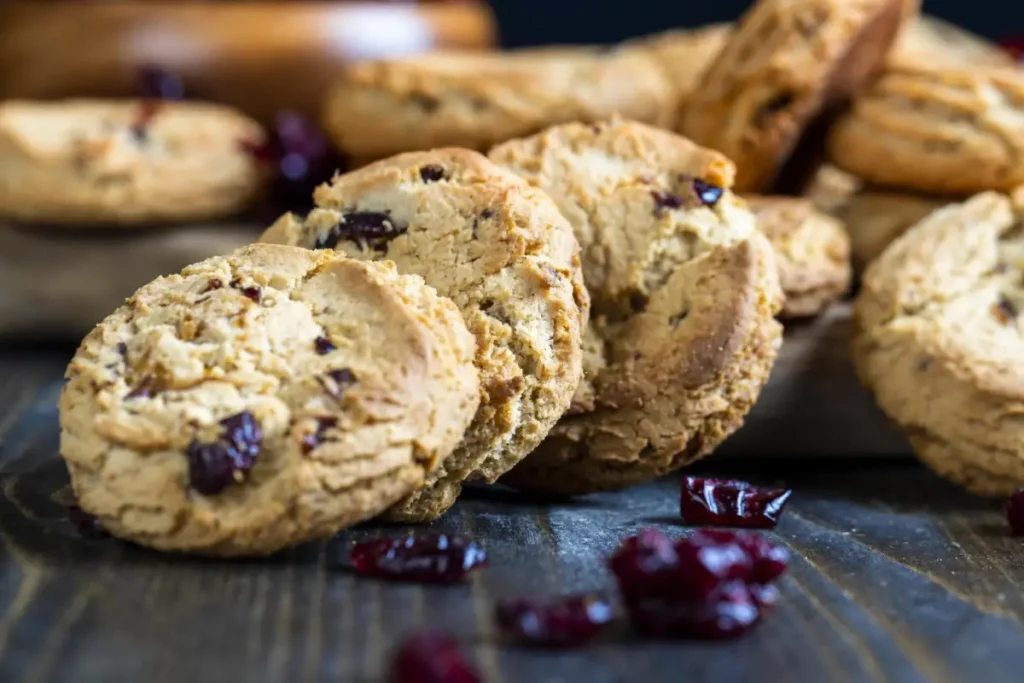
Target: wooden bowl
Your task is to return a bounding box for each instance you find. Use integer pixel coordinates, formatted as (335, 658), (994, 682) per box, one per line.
(0, 1), (497, 125)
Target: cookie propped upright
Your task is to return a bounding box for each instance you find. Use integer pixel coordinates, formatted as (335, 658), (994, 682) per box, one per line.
(490, 120), (783, 494)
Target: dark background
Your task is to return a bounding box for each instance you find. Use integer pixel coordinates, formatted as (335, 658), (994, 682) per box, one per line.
(491, 0), (1023, 47)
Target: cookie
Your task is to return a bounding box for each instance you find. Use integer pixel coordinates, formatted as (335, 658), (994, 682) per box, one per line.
(678, 0), (917, 193)
(835, 189), (953, 271)
(625, 24), (731, 126)
(828, 66), (1024, 195)
(59, 244), (479, 555)
(489, 120), (783, 494)
(745, 196), (851, 318)
(888, 15), (1018, 69)
(321, 47), (673, 160)
(261, 149), (587, 519)
(805, 164), (862, 214)
(854, 189), (1024, 495)
(0, 99), (266, 225)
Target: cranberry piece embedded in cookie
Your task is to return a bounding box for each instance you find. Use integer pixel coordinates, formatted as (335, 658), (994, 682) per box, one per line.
(317, 368), (356, 400)
(314, 336), (337, 355)
(137, 65), (186, 100)
(680, 477), (792, 528)
(692, 179), (724, 208)
(68, 504), (109, 538)
(1006, 488), (1024, 535)
(495, 593), (618, 648)
(302, 416), (338, 454)
(350, 533), (487, 583)
(651, 190), (685, 215)
(229, 279), (263, 304)
(186, 411), (263, 495)
(389, 632), (480, 683)
(314, 212), (408, 253)
(991, 296), (1017, 325)
(420, 164), (447, 182)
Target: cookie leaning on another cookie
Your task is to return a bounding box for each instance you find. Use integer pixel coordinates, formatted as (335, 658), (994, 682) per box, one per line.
(0, 100), (266, 225)
(261, 149), (587, 520)
(490, 120), (782, 494)
(745, 196), (851, 318)
(828, 66), (1024, 195)
(678, 0), (918, 193)
(321, 47), (673, 161)
(854, 188), (1024, 495)
(59, 244), (479, 555)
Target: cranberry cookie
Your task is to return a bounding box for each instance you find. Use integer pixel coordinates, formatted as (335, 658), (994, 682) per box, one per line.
(0, 100), (266, 225)
(261, 149), (587, 519)
(59, 244), (479, 555)
(828, 66), (1024, 195)
(745, 196), (851, 318)
(678, 0), (917, 193)
(854, 189), (1024, 495)
(321, 47), (672, 161)
(489, 120), (782, 493)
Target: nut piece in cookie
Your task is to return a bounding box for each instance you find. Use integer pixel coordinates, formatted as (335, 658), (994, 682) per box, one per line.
(678, 0), (918, 193)
(828, 66), (1024, 195)
(261, 148), (587, 520)
(320, 47), (673, 160)
(745, 195), (851, 318)
(490, 120), (783, 494)
(0, 99), (267, 225)
(59, 244), (479, 555)
(854, 189), (1024, 495)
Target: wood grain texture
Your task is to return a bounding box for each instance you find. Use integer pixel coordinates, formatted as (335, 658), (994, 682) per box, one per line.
(0, 348), (1021, 682)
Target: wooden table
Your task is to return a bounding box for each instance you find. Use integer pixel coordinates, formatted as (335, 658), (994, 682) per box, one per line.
(0, 347), (1021, 683)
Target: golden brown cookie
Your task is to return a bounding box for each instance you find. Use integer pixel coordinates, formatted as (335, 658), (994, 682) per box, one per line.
(678, 0), (918, 193)
(321, 47), (673, 160)
(0, 99), (266, 225)
(261, 148), (586, 519)
(489, 120), (783, 494)
(745, 196), (851, 317)
(59, 244), (479, 555)
(854, 188), (1024, 495)
(828, 66), (1024, 195)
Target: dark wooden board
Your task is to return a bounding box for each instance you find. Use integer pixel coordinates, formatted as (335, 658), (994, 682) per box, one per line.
(1, 348), (1022, 683)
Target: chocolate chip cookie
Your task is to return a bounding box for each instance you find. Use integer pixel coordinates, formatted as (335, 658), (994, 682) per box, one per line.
(321, 47), (673, 161)
(59, 244), (479, 555)
(261, 149), (587, 519)
(828, 66), (1024, 195)
(489, 120), (782, 493)
(745, 196), (851, 318)
(0, 99), (266, 225)
(854, 188), (1024, 495)
(678, 0), (917, 193)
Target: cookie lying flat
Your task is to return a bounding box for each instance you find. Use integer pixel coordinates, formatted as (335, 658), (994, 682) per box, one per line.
(490, 120), (782, 494)
(261, 149), (587, 519)
(745, 196), (851, 318)
(828, 66), (1024, 195)
(836, 190), (953, 271)
(678, 0), (917, 193)
(0, 100), (266, 225)
(321, 48), (672, 160)
(59, 244), (479, 555)
(854, 189), (1024, 495)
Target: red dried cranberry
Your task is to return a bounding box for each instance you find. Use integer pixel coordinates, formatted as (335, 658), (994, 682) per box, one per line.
(229, 279), (263, 303)
(680, 477), (792, 528)
(314, 212), (407, 253)
(389, 632), (480, 683)
(68, 505), (109, 538)
(420, 164), (447, 182)
(350, 533), (487, 583)
(991, 296), (1017, 325)
(301, 416), (338, 454)
(495, 593), (617, 648)
(674, 530), (754, 599)
(186, 411), (262, 495)
(1006, 488), (1024, 535)
(203, 279), (224, 294)
(692, 179), (724, 207)
(314, 336), (336, 355)
(318, 368), (356, 400)
(125, 375), (158, 400)
(626, 580), (761, 639)
(608, 528), (680, 599)
(736, 532), (790, 583)
(136, 65), (186, 100)
(651, 190), (685, 215)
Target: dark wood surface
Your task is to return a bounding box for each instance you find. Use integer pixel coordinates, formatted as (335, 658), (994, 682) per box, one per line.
(1, 348), (1022, 683)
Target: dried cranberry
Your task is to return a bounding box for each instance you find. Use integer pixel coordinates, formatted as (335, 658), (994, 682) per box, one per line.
(350, 533), (487, 583)
(302, 416), (338, 454)
(992, 296), (1017, 325)
(136, 65), (186, 100)
(651, 190), (685, 215)
(125, 375), (158, 400)
(1006, 488), (1024, 535)
(314, 336), (336, 355)
(496, 593), (617, 648)
(68, 505), (109, 538)
(748, 583), (780, 611)
(692, 179), (724, 207)
(203, 279), (224, 293)
(680, 477), (792, 528)
(389, 632), (480, 683)
(186, 411), (262, 495)
(674, 530), (754, 599)
(420, 164), (447, 182)
(314, 212), (407, 253)
(626, 581), (761, 639)
(318, 368), (356, 400)
(255, 111), (345, 213)
(608, 528), (680, 599)
(736, 532), (790, 583)
(229, 279), (263, 304)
